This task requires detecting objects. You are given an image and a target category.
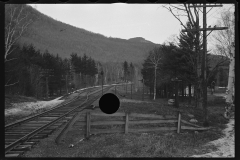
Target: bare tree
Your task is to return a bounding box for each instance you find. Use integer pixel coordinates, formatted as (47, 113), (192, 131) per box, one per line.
(211, 9), (234, 58)
(224, 43), (235, 119)
(208, 9), (234, 84)
(147, 47), (163, 100)
(210, 9), (235, 118)
(164, 34), (179, 46)
(5, 4), (33, 62)
(5, 4), (34, 87)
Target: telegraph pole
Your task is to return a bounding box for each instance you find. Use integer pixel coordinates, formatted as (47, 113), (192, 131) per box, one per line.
(66, 75), (68, 94)
(131, 82), (132, 99)
(101, 70), (104, 96)
(182, 4), (228, 125)
(126, 82), (127, 95)
(202, 3), (208, 125)
(46, 77), (49, 99)
(142, 79), (144, 101)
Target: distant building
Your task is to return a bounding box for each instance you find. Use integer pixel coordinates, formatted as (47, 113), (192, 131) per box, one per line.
(207, 54), (229, 87)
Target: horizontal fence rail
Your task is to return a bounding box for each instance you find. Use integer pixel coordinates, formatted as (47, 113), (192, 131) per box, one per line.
(86, 111), (182, 138)
(84, 111), (211, 138)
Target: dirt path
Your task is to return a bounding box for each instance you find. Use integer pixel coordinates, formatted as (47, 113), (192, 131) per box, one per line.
(190, 92), (234, 157)
(191, 119), (234, 157)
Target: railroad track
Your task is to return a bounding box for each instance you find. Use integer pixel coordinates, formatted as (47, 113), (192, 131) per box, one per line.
(5, 85), (113, 157)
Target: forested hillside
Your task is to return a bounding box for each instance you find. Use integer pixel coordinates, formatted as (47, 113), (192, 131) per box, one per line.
(5, 4), (149, 98)
(18, 5), (158, 63)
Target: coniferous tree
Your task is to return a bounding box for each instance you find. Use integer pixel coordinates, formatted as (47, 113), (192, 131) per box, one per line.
(178, 22), (202, 105)
(123, 61), (129, 81)
(129, 62), (134, 81)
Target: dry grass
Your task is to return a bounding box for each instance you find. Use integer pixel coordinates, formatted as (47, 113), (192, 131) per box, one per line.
(23, 125), (220, 158)
(22, 90), (228, 157)
(72, 130), (222, 157)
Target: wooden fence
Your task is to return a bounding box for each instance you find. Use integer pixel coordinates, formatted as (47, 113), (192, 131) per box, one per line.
(84, 111), (210, 138)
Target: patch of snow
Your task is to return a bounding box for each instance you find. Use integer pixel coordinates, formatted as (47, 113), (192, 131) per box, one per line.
(168, 99), (175, 105)
(120, 99), (150, 103)
(218, 87), (227, 89)
(189, 119), (198, 123)
(5, 96), (65, 117)
(191, 119), (234, 157)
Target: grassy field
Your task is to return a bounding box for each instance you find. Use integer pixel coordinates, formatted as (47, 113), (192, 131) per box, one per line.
(23, 87), (228, 157)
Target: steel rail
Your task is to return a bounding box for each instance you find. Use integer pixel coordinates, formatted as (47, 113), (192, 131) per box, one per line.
(5, 86), (112, 154)
(54, 86), (112, 144)
(5, 86), (99, 129)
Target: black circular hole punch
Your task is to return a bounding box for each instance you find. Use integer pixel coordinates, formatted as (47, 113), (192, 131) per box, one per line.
(99, 93), (120, 114)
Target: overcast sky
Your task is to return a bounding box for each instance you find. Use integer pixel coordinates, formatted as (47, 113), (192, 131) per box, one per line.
(28, 3), (234, 45)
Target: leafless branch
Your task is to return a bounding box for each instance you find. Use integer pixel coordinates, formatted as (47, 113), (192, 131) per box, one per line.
(169, 4), (186, 11)
(185, 4), (195, 26)
(5, 81), (19, 87)
(5, 57), (17, 62)
(207, 57), (228, 82)
(5, 4), (34, 62)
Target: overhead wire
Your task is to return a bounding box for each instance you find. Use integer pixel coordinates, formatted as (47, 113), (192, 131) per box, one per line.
(208, 5), (234, 27)
(207, 7), (222, 20)
(205, 5), (234, 53)
(206, 7), (213, 14)
(207, 7), (224, 26)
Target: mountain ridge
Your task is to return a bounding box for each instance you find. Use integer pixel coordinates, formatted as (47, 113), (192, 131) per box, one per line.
(18, 5), (159, 63)
(128, 37), (154, 44)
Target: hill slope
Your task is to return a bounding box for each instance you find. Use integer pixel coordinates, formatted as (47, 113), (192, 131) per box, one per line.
(19, 5), (158, 63)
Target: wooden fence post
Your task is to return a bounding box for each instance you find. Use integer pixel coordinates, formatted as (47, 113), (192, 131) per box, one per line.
(86, 112), (91, 139)
(177, 112), (181, 133)
(125, 113), (129, 134)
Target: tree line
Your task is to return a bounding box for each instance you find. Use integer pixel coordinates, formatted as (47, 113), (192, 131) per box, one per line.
(69, 53), (98, 89)
(5, 42), (139, 98)
(5, 43), (100, 98)
(141, 21), (229, 105)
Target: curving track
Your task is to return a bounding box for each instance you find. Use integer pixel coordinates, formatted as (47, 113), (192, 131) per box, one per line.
(5, 85), (113, 157)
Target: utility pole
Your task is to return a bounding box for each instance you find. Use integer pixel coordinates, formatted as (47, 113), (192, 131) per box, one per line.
(202, 3), (208, 124)
(182, 3), (228, 125)
(46, 77), (49, 99)
(66, 75), (68, 94)
(126, 82), (127, 95)
(171, 77), (182, 108)
(138, 79), (144, 101)
(142, 79), (144, 101)
(130, 70), (133, 99)
(143, 79), (144, 101)
(101, 70), (104, 96)
(131, 82), (132, 99)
